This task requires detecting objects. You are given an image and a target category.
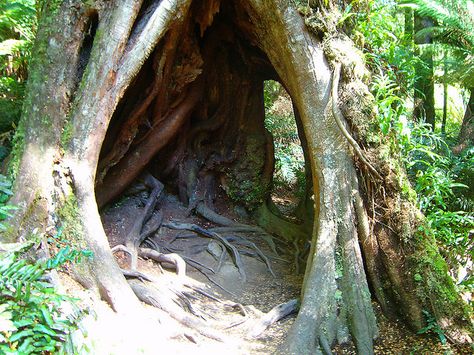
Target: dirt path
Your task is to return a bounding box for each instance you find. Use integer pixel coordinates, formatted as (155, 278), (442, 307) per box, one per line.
(98, 191), (302, 354)
(57, 190), (471, 354)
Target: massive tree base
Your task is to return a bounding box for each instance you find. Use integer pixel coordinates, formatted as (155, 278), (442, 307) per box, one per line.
(4, 0), (472, 353)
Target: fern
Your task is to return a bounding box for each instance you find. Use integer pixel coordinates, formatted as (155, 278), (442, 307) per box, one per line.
(399, 0), (474, 87)
(0, 243), (88, 354)
(0, 1), (37, 135)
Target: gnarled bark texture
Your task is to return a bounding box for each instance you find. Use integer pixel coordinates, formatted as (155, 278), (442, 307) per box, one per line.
(3, 0), (471, 353)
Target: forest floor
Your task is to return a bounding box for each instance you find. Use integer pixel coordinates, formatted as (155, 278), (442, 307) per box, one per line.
(58, 187), (471, 354)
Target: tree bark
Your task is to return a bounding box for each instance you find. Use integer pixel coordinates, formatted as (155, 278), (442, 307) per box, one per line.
(6, 0), (193, 312)
(453, 88), (474, 153)
(241, 2), (377, 353)
(414, 15), (436, 129)
(4, 0), (471, 352)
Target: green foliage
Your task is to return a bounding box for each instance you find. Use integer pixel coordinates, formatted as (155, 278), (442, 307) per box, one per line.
(6, 115), (24, 180)
(371, 72), (408, 137)
(0, 0), (37, 135)
(355, 1), (473, 317)
(371, 68), (474, 294)
(371, 69), (474, 293)
(0, 241), (88, 354)
(417, 310), (447, 344)
(404, 127), (473, 290)
(264, 81), (305, 191)
(0, 174), (16, 230)
(0, 171), (89, 353)
(399, 0), (474, 88)
(356, 1), (420, 93)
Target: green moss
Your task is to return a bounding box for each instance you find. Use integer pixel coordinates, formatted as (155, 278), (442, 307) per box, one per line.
(410, 226), (472, 324)
(57, 195), (84, 249)
(48, 0), (65, 15)
(61, 120), (73, 148)
(41, 114), (51, 126)
(7, 118), (26, 181)
(7, 2), (56, 181)
(223, 135), (270, 209)
(2, 192), (49, 243)
(226, 178), (267, 208)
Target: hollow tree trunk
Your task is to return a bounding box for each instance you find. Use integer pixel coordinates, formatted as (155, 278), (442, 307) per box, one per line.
(242, 0), (471, 352)
(5, 0), (193, 312)
(4, 0), (471, 352)
(240, 3), (376, 353)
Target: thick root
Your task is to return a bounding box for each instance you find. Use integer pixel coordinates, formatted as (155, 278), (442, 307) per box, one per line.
(248, 299), (299, 338)
(128, 279), (228, 342)
(165, 221), (247, 281)
(138, 247), (186, 277)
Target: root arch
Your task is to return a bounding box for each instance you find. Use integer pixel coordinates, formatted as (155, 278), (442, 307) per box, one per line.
(8, 0), (472, 353)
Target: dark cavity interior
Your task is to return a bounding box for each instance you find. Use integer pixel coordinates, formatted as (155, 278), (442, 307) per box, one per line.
(96, 1), (314, 272)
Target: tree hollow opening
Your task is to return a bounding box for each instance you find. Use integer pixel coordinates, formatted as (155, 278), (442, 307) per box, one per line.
(96, 1), (314, 280)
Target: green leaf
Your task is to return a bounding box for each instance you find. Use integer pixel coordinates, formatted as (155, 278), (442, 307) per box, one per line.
(40, 306), (54, 327)
(33, 323), (57, 337)
(13, 318), (34, 328)
(17, 337), (34, 353)
(9, 329), (34, 342)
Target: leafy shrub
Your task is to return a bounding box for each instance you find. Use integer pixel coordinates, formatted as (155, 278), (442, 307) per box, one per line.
(0, 0), (37, 134)
(403, 126), (473, 291)
(417, 310), (447, 344)
(357, 3), (473, 303)
(0, 242), (90, 354)
(0, 172), (89, 353)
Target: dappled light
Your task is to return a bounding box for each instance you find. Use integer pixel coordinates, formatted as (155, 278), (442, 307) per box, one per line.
(0, 0), (472, 354)
(264, 80), (307, 218)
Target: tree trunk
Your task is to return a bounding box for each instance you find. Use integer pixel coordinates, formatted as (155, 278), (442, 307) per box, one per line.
(414, 15), (435, 129)
(4, 0), (471, 353)
(441, 55), (448, 135)
(6, 0), (193, 312)
(453, 88), (474, 153)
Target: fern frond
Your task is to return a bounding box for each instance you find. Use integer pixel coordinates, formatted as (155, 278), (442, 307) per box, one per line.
(399, 0), (474, 87)
(400, 0), (474, 48)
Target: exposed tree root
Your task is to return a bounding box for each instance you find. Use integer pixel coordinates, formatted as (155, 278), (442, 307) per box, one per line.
(164, 221), (247, 281)
(196, 204), (279, 255)
(223, 235), (275, 277)
(248, 298), (299, 338)
(111, 174), (163, 270)
(128, 279), (228, 342)
(255, 201), (309, 271)
(121, 268), (152, 282)
(138, 247), (186, 277)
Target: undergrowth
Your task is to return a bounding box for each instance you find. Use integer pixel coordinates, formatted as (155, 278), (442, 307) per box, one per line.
(264, 80), (305, 198)
(0, 173), (90, 354)
(354, 0), (473, 308)
(0, 242), (89, 354)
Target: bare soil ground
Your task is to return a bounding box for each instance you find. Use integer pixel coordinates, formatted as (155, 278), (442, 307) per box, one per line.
(59, 189), (472, 354)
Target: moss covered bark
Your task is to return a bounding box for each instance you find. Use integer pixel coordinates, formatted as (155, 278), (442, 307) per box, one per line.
(4, 0), (471, 351)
